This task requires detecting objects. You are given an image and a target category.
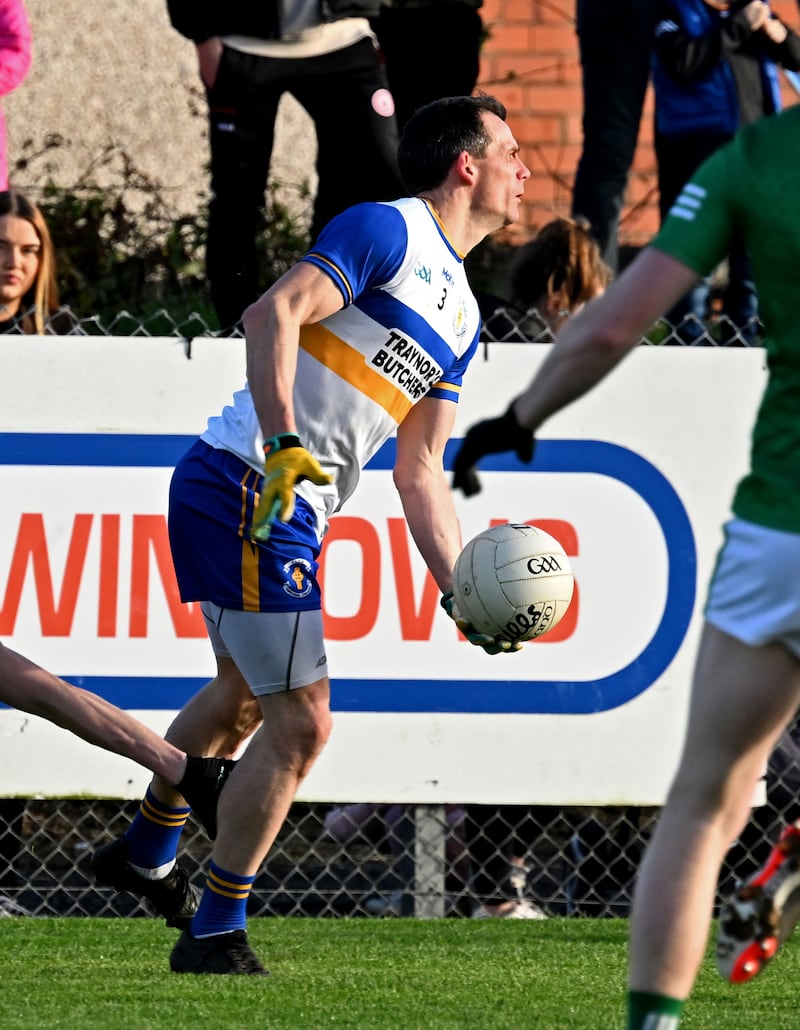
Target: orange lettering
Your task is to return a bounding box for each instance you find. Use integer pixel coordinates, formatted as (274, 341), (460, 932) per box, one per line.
(319, 517), (380, 640)
(97, 514), (120, 638)
(387, 518), (440, 640)
(129, 515), (205, 638)
(0, 513), (92, 636)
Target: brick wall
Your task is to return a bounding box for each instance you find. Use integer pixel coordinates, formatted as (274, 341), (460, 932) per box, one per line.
(8, 1), (800, 254)
(478, 0), (800, 247)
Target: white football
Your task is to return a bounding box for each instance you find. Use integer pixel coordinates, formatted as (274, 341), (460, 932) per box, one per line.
(452, 523), (574, 644)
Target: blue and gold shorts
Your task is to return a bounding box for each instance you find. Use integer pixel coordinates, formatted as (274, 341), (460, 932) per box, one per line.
(168, 439), (322, 613)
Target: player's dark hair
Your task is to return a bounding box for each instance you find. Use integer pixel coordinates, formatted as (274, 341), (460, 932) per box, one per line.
(398, 94), (508, 196)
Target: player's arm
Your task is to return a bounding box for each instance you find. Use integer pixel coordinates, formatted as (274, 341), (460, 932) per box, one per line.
(453, 247), (700, 492)
(243, 261), (343, 439)
(394, 394), (463, 595)
(0, 642), (189, 783)
(242, 262), (342, 537)
(394, 397), (519, 655)
(511, 248), (698, 431)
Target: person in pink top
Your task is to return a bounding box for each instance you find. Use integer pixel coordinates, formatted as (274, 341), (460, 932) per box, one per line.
(0, 0), (31, 190)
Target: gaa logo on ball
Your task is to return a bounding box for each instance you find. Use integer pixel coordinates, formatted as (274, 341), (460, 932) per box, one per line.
(453, 523), (574, 644)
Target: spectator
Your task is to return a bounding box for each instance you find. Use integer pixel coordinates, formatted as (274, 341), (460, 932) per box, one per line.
(455, 216), (611, 497)
(571, 0), (658, 273)
(481, 216), (612, 345)
(652, 0), (800, 344)
(0, 189), (75, 334)
(370, 0), (484, 132)
(324, 802), (469, 916)
(0, 0), (30, 192)
(165, 0), (405, 331)
(465, 805), (549, 919)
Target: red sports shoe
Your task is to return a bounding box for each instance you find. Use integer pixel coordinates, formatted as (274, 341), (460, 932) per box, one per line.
(716, 820), (800, 984)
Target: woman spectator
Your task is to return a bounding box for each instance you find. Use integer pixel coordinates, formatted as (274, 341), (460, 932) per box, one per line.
(0, 189), (75, 333)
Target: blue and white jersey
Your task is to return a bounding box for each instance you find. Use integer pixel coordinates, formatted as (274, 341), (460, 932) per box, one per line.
(202, 197), (481, 521)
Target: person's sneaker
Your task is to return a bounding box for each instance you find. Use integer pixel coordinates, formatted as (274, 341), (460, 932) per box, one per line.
(471, 898), (547, 920)
(90, 837), (198, 929)
(716, 820), (800, 984)
(364, 890), (406, 917)
(0, 894), (30, 917)
(509, 860), (530, 900)
(175, 756), (237, 839)
(170, 929), (269, 975)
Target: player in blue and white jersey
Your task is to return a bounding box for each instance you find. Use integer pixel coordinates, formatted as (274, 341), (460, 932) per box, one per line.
(92, 94), (530, 975)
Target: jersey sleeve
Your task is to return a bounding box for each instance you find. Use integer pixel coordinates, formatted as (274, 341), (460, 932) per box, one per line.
(428, 326), (481, 402)
(302, 203), (409, 306)
(650, 141), (740, 276)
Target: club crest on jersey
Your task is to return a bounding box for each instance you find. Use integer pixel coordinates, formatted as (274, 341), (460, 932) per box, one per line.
(282, 558), (314, 598)
(453, 298), (469, 337)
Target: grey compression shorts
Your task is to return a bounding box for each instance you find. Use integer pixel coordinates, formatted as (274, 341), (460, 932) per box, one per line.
(705, 517), (800, 659)
(201, 601), (328, 695)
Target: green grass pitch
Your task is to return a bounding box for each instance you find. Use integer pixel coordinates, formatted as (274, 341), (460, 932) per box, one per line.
(0, 917), (798, 1029)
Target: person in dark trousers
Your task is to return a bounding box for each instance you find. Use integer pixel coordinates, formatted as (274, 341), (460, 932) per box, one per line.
(653, 0), (800, 344)
(571, 0), (658, 274)
(165, 0), (405, 331)
(370, 0), (484, 131)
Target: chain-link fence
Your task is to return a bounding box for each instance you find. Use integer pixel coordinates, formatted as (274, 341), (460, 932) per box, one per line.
(0, 301), (784, 921)
(17, 292), (767, 349)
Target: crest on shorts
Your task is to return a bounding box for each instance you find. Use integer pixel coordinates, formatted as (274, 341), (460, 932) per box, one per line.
(282, 558), (313, 599)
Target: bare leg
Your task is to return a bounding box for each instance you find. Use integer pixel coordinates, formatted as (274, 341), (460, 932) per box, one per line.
(213, 676), (333, 875)
(629, 624), (800, 998)
(0, 642), (189, 785)
(148, 655), (263, 806)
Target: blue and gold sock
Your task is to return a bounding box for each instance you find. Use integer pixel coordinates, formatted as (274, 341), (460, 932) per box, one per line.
(627, 990), (684, 1029)
(190, 862), (255, 938)
(124, 787), (190, 877)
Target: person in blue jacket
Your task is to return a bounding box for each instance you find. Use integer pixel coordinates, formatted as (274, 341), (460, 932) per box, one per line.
(653, 0), (800, 343)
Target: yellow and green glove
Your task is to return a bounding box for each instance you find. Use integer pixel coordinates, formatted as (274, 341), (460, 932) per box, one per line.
(251, 433), (333, 542)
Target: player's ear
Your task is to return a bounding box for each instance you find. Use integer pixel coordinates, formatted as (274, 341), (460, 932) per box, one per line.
(455, 149), (477, 185)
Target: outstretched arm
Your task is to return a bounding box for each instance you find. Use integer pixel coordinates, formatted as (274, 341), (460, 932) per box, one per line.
(511, 248), (698, 431)
(0, 643), (188, 783)
(452, 248), (699, 495)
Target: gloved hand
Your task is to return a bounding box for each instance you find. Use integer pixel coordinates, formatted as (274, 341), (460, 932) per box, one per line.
(451, 402), (536, 497)
(440, 591), (522, 655)
(252, 433), (333, 542)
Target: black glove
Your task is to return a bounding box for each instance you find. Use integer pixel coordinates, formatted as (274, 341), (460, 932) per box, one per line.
(175, 755), (238, 840)
(451, 403), (536, 497)
(440, 592), (522, 654)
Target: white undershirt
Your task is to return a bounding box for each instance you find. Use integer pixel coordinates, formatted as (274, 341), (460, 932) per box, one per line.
(221, 19), (374, 59)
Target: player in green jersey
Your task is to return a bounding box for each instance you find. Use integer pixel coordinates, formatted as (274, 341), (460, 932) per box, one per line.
(451, 104), (800, 1028)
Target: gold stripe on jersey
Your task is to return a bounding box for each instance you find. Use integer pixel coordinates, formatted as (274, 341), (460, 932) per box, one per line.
(305, 252), (353, 305)
(300, 323), (414, 423)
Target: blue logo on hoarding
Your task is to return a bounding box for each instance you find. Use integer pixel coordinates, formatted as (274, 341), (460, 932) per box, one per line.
(0, 433), (696, 716)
